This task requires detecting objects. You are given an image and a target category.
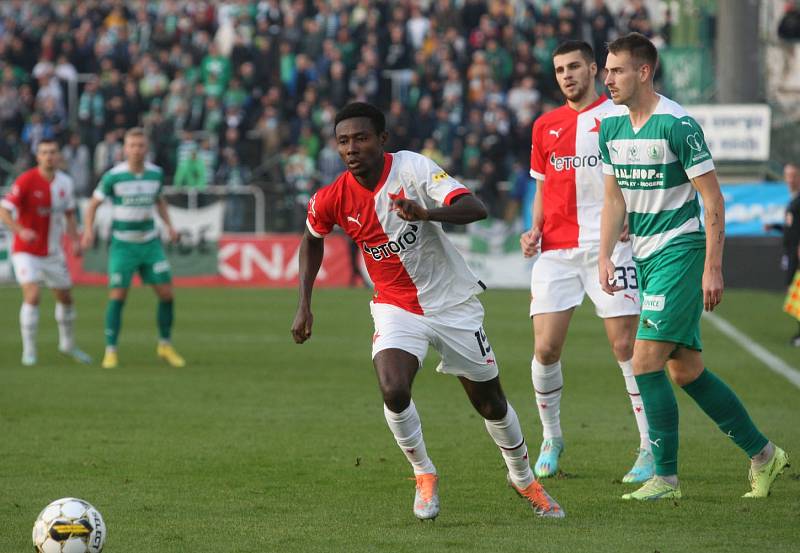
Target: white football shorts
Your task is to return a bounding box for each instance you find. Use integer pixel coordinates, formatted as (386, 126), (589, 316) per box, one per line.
(12, 252), (72, 289)
(370, 296), (500, 382)
(530, 242), (640, 318)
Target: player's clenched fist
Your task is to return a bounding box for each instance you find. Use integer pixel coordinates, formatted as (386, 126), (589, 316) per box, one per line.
(291, 308), (314, 344)
(598, 256), (623, 295)
(393, 198), (429, 222)
(520, 228), (542, 258)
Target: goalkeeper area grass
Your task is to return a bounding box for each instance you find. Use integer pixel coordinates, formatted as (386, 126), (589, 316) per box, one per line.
(1, 286), (798, 552)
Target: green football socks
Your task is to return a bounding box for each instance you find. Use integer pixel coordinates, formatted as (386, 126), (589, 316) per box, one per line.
(158, 300), (174, 341)
(681, 368), (768, 457)
(104, 299), (124, 347)
(635, 371), (679, 476)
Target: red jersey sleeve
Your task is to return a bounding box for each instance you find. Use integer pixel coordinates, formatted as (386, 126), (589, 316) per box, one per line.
(530, 119), (546, 181)
(306, 185), (336, 238)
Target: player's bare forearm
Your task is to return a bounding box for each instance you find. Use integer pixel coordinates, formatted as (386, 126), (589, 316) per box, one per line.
(0, 206), (21, 234)
(292, 229), (324, 343)
(65, 210), (80, 241)
(396, 193), (488, 225)
(692, 171), (725, 310)
(531, 180), (544, 232)
(599, 174), (626, 260)
(692, 172), (725, 270)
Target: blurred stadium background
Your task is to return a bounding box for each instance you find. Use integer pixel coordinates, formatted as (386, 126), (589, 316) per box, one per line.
(1, 0), (799, 293)
(2, 2), (800, 551)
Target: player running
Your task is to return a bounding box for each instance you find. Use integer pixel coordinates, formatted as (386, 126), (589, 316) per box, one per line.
(599, 32), (789, 500)
(520, 41), (653, 482)
(292, 102), (564, 520)
(81, 128), (185, 369)
(0, 139), (92, 366)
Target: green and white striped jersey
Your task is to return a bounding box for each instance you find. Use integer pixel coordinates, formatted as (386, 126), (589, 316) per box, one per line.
(93, 161), (164, 243)
(599, 94), (715, 262)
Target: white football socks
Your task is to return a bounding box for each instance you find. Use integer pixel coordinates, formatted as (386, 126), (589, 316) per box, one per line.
(383, 400), (436, 476)
(532, 358), (563, 439)
(619, 359), (651, 452)
(20, 302), (39, 358)
(484, 402), (535, 488)
(55, 302), (76, 352)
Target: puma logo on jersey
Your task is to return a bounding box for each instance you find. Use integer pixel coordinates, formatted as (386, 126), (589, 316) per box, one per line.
(347, 214), (363, 228)
(549, 128), (562, 138)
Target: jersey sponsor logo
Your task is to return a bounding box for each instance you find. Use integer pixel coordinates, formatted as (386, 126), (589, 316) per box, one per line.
(613, 167), (665, 184)
(361, 224), (419, 261)
(642, 294), (665, 312)
(431, 171), (449, 182)
(548, 151), (601, 171)
(549, 128), (563, 138)
(121, 194), (156, 206)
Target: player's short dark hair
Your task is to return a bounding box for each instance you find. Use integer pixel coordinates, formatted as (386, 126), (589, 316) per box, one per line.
(607, 32), (658, 72)
(552, 40), (595, 64)
(334, 102), (386, 135)
(36, 138), (59, 149)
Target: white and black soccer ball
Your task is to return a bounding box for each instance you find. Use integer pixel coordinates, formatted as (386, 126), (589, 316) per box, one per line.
(32, 497), (106, 553)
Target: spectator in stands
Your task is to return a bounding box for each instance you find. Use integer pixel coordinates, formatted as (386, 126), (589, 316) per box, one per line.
(217, 147), (251, 232)
(93, 129), (122, 181)
(174, 148), (207, 190)
(0, 0), (666, 232)
(61, 132), (91, 198)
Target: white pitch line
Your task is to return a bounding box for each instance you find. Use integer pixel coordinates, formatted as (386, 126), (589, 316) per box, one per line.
(703, 312), (800, 390)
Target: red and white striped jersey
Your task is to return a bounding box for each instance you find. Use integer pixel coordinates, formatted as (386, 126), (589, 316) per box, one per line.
(307, 151), (484, 315)
(530, 95), (624, 252)
(1, 168), (76, 256)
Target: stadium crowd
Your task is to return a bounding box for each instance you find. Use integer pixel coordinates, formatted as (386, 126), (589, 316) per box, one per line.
(0, 0), (666, 230)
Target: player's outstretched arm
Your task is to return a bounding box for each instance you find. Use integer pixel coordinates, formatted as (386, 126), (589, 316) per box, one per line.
(394, 193), (488, 225)
(691, 170), (725, 311)
(292, 227), (324, 344)
(599, 173), (626, 295)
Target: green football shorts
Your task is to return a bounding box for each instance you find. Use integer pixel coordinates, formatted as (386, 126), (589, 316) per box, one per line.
(636, 245), (705, 351)
(108, 238), (172, 288)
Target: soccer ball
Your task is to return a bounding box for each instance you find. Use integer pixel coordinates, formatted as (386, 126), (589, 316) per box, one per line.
(32, 497), (106, 553)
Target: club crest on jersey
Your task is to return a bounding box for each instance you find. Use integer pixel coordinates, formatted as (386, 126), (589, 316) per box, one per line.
(647, 144), (663, 159)
(362, 224), (419, 261)
(549, 151), (601, 171)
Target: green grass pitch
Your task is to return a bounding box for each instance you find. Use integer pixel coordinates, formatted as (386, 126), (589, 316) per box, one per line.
(1, 286), (798, 552)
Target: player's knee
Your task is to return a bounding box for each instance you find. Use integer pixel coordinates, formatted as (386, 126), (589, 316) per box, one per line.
(611, 337), (634, 361)
(381, 386), (412, 413)
(534, 344), (561, 365)
(478, 398), (507, 421)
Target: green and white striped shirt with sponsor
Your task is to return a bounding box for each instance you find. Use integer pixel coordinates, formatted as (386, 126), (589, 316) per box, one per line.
(599, 95), (715, 262)
(93, 161), (163, 243)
